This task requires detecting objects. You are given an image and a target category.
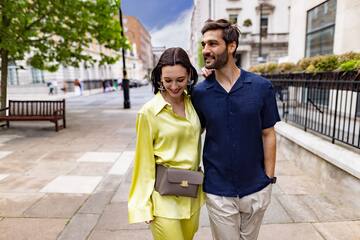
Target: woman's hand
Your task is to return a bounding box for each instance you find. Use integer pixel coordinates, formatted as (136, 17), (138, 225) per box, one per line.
(201, 67), (214, 78)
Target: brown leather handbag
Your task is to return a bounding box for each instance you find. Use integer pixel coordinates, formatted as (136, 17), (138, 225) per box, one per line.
(155, 164), (204, 198)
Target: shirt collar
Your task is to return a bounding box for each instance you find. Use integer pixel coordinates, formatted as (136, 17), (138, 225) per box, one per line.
(205, 69), (252, 91)
(153, 92), (169, 116)
(152, 92), (190, 116)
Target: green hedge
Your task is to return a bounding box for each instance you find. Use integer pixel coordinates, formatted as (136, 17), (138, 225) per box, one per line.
(249, 52), (360, 74)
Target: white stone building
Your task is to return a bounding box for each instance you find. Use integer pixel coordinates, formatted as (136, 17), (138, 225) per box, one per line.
(288, 0), (360, 62)
(7, 42), (143, 87)
(190, 0), (291, 70)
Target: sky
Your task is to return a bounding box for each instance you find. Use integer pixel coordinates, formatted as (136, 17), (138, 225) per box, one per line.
(122, 0), (194, 50)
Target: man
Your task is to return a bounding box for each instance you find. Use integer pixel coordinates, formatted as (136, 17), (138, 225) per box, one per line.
(191, 19), (280, 240)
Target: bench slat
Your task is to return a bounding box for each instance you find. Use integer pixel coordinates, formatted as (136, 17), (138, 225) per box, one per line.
(4, 100), (66, 131)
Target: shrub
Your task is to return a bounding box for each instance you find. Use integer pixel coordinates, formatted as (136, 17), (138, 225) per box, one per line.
(265, 63), (278, 73)
(338, 60), (360, 71)
(337, 52), (360, 64)
(305, 64), (316, 73)
(243, 19), (252, 27)
(314, 55), (339, 72)
(249, 52), (359, 74)
(297, 57), (312, 70)
(277, 62), (297, 73)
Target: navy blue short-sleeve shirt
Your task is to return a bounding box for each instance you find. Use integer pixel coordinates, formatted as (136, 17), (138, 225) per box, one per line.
(191, 69), (281, 197)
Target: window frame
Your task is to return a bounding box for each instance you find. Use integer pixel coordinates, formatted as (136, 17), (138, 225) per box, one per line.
(305, 0), (336, 57)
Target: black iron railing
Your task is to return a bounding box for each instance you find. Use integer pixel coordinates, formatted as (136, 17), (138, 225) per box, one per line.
(264, 71), (360, 149)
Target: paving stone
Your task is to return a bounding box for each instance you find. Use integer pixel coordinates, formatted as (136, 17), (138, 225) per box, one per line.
(324, 191), (360, 220)
(111, 182), (130, 203)
(25, 162), (77, 177)
(263, 196), (293, 224)
(94, 175), (123, 193)
(108, 151), (134, 175)
(0, 218), (67, 240)
(0, 151), (12, 160)
(0, 149), (47, 162)
(0, 175), (53, 193)
(68, 162), (113, 176)
(95, 202), (148, 231)
(277, 194), (319, 223)
(40, 176), (102, 194)
(0, 135), (22, 144)
(300, 194), (348, 222)
(77, 152), (121, 163)
(39, 151), (83, 162)
(0, 161), (35, 174)
(0, 174), (9, 182)
(313, 221), (360, 240)
(79, 191), (113, 214)
(58, 213), (99, 240)
(88, 229), (152, 240)
(275, 160), (304, 176)
(97, 143), (128, 152)
(0, 193), (44, 217)
(258, 223), (324, 240)
(277, 176), (321, 195)
(271, 183), (284, 195)
(23, 193), (88, 218)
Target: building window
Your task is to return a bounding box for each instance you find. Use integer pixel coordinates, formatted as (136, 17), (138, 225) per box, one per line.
(260, 16), (268, 38)
(305, 0), (336, 57)
(7, 63), (18, 86)
(31, 67), (44, 84)
(229, 14), (238, 24)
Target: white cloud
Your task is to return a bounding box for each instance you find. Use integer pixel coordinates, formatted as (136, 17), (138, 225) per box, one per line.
(150, 8), (192, 51)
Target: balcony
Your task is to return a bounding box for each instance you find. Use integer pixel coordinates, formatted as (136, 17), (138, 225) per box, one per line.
(239, 32), (289, 45)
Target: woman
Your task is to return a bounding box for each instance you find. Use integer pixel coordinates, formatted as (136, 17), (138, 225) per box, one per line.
(128, 47), (204, 240)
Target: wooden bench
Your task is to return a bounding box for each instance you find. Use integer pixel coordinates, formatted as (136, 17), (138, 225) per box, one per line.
(0, 99), (66, 132)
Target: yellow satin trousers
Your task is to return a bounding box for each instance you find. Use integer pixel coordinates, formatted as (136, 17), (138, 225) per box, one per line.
(150, 210), (200, 240)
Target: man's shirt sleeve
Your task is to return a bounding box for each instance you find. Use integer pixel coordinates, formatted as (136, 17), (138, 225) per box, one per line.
(261, 82), (281, 129)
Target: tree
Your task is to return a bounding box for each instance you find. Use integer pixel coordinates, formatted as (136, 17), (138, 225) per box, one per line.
(0, 0), (129, 109)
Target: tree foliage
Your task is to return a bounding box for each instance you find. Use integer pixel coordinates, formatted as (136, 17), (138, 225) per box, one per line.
(0, 0), (129, 108)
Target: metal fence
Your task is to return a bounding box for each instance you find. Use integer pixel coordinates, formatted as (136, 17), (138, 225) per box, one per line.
(264, 71), (360, 149)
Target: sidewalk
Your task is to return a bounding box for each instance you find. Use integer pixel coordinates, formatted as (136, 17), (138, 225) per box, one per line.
(0, 86), (359, 239)
(8, 85), (104, 101)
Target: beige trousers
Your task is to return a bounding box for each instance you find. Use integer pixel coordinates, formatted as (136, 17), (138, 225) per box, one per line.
(206, 184), (272, 240)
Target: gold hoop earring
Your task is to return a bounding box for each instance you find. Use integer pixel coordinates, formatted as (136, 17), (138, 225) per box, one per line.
(158, 81), (165, 91)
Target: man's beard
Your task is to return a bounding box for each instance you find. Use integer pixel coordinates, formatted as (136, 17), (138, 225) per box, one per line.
(203, 48), (229, 69)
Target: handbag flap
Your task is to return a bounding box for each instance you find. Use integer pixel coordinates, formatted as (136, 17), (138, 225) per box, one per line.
(167, 168), (203, 185)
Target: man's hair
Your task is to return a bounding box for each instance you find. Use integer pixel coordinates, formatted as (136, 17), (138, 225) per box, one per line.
(201, 19), (240, 56)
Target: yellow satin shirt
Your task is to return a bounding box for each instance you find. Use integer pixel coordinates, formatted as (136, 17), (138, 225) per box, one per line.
(128, 92), (204, 224)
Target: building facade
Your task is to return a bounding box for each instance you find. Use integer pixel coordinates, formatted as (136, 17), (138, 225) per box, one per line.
(288, 0), (360, 62)
(123, 16), (153, 80)
(6, 40), (140, 87)
(190, 0), (291, 70)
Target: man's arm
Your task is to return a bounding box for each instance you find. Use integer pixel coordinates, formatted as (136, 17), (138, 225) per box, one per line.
(262, 127), (277, 177)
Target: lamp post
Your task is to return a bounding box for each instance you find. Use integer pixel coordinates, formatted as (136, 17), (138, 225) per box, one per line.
(119, 5), (130, 109)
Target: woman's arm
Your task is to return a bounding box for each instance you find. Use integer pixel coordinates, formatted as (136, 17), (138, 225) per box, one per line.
(128, 113), (156, 223)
